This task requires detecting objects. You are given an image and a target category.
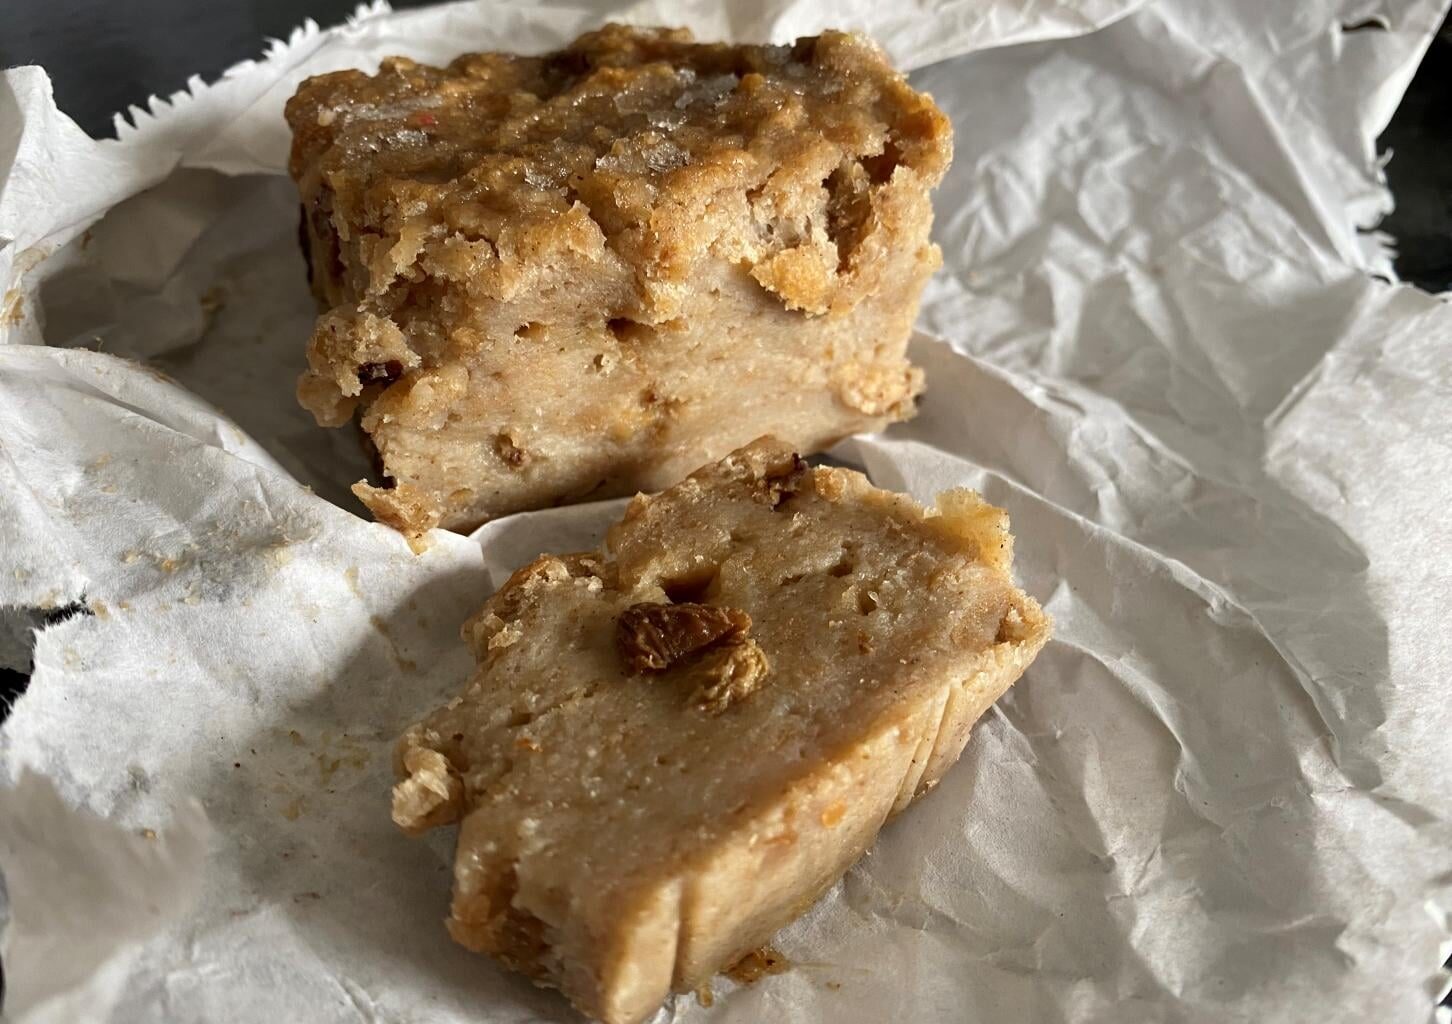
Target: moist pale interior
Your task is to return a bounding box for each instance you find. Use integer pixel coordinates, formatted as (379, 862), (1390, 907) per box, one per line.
(394, 439), (1049, 1022)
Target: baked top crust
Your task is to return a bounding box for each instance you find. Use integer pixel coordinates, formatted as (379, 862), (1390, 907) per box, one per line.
(286, 24), (951, 320)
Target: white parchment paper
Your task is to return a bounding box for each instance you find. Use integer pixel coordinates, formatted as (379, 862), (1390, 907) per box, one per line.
(2, 0), (1450, 1021)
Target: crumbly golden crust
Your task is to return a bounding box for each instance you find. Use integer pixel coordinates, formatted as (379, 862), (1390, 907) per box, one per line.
(286, 25), (952, 539)
(393, 437), (1049, 1024)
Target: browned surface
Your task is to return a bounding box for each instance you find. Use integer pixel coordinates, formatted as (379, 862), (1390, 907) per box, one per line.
(285, 25), (952, 538)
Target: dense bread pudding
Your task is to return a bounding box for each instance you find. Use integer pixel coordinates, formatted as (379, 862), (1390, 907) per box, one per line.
(285, 25), (953, 541)
(393, 437), (1050, 1024)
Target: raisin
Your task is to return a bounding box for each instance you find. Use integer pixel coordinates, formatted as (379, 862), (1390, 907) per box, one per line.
(617, 602), (751, 674)
(688, 639), (769, 715)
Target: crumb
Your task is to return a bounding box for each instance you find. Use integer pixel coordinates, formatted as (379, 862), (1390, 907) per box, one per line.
(725, 946), (790, 985)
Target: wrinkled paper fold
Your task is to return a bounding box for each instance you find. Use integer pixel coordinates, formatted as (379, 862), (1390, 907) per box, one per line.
(1, 0), (1449, 1021)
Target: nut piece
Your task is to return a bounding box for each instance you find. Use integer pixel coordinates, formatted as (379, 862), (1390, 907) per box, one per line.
(617, 602), (751, 674)
(688, 639), (771, 715)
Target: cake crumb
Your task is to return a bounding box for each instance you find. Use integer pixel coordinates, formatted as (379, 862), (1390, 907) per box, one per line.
(725, 946), (790, 985)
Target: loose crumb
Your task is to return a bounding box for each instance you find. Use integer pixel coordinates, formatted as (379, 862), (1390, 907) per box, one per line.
(724, 946), (790, 985)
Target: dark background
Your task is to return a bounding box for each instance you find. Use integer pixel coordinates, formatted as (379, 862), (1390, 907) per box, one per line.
(0, 0), (1448, 1008)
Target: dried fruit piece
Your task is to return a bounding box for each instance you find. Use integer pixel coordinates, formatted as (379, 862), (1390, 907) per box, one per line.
(617, 602), (751, 673)
(688, 638), (770, 714)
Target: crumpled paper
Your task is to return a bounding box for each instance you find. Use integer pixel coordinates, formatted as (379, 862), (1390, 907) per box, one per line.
(2, 0), (1450, 1021)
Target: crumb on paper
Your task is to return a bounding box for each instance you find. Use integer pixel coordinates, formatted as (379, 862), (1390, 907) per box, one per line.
(724, 946), (790, 985)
